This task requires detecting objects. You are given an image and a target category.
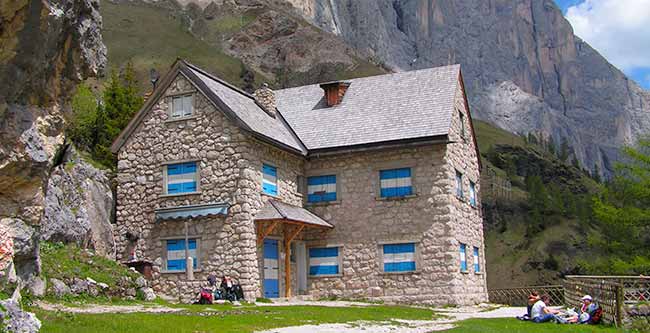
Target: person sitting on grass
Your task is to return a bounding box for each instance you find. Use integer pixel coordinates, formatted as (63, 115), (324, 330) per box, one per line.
(566, 295), (603, 324)
(517, 291), (541, 320)
(531, 294), (560, 323)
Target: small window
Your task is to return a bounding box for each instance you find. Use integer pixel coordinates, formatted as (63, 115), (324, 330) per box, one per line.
(460, 243), (468, 272)
(307, 175), (337, 203)
(165, 238), (198, 272)
(262, 164), (278, 196)
(171, 94), (193, 118)
(455, 170), (463, 198)
(459, 110), (465, 138)
(309, 247), (340, 276)
(166, 162), (198, 194)
(473, 246), (480, 273)
(469, 181), (477, 207)
(382, 243), (416, 272)
(380, 168), (412, 198)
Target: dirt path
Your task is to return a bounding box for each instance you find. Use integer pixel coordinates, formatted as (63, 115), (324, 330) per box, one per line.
(255, 306), (526, 333)
(37, 301), (183, 314)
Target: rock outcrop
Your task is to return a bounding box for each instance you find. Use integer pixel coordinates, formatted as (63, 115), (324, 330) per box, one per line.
(284, 0), (650, 177)
(41, 146), (116, 258)
(0, 0), (107, 277)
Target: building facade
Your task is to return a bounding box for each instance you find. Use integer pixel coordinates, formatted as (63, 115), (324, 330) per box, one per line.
(111, 60), (487, 305)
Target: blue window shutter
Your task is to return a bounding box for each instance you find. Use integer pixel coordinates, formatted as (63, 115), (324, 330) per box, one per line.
(460, 244), (467, 271)
(474, 246), (480, 272)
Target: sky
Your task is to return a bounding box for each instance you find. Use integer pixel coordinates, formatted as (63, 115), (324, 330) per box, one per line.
(554, 0), (650, 89)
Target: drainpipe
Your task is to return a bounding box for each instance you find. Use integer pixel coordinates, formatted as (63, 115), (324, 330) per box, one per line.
(185, 220), (194, 280)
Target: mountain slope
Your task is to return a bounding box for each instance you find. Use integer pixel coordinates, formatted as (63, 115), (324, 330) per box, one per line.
(284, 0), (650, 178)
(101, 0), (386, 91)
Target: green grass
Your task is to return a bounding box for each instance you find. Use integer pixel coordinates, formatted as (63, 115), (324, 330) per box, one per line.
(40, 242), (140, 293)
(36, 305), (436, 333)
(447, 318), (622, 333)
(101, 1), (261, 91)
(473, 119), (526, 154)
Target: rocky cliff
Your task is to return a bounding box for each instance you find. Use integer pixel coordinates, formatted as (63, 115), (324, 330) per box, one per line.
(284, 0), (650, 177)
(0, 0), (107, 278)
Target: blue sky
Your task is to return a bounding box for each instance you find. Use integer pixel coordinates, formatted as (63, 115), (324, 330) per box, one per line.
(554, 0), (650, 89)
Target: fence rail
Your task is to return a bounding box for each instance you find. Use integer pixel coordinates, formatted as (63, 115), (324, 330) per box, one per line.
(488, 285), (564, 306)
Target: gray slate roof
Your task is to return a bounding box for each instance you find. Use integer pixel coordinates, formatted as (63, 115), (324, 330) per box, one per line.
(185, 64), (306, 154)
(255, 200), (333, 228)
(274, 65), (460, 150)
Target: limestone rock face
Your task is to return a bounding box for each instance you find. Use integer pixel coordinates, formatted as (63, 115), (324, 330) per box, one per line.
(0, 297), (41, 333)
(0, 0), (107, 223)
(0, 218), (39, 280)
(285, 0), (650, 177)
(41, 146), (116, 258)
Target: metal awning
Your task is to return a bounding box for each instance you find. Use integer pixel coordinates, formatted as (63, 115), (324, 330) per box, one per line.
(155, 202), (229, 221)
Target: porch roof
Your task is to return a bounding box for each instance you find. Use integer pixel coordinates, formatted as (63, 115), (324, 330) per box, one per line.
(254, 200), (333, 229)
(154, 202), (229, 221)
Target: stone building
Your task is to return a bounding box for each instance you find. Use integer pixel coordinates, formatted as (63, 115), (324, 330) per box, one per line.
(111, 59), (488, 305)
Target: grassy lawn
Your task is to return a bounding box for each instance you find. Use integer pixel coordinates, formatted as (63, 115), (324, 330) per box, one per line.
(35, 304), (435, 333)
(449, 318), (622, 333)
(33, 301), (625, 333)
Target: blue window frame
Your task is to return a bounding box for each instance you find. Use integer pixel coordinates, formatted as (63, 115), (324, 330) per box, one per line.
(473, 246), (480, 273)
(166, 162), (198, 194)
(309, 247), (340, 276)
(165, 238), (198, 271)
(382, 243), (416, 272)
(262, 164), (278, 196)
(460, 243), (468, 272)
(380, 168), (413, 198)
(307, 175), (337, 203)
(455, 170), (463, 198)
(469, 181), (477, 207)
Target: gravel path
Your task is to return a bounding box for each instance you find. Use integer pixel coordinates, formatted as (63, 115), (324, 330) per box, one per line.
(255, 305), (527, 333)
(37, 301), (183, 314)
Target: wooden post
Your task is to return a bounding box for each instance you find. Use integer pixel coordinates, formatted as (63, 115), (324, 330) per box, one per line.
(257, 221), (279, 246)
(283, 224), (304, 298)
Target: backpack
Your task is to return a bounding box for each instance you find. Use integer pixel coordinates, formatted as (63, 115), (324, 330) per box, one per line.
(587, 303), (602, 324)
(198, 288), (213, 304)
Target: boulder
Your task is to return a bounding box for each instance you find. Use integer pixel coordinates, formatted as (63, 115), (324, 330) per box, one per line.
(49, 278), (71, 298)
(26, 276), (46, 297)
(139, 287), (156, 301)
(135, 276), (147, 288)
(0, 298), (41, 333)
(125, 288), (137, 297)
(0, 218), (40, 280)
(41, 146), (116, 259)
(70, 278), (89, 295)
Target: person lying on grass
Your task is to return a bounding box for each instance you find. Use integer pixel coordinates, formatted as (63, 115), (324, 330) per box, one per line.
(530, 294), (560, 323)
(562, 295), (603, 324)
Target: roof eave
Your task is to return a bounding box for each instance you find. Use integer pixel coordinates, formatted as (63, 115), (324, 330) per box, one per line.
(306, 135), (450, 158)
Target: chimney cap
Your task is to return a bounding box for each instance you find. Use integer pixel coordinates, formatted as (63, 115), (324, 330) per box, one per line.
(319, 81), (351, 89)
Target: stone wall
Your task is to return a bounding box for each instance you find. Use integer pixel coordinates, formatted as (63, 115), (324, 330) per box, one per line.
(116, 74), (261, 300)
(300, 82), (487, 306)
(443, 80), (488, 304)
(115, 73), (307, 301)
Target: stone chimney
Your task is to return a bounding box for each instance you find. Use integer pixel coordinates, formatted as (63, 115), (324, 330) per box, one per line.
(320, 81), (350, 107)
(253, 83), (276, 118)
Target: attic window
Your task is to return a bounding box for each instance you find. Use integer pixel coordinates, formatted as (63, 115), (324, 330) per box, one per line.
(319, 81), (350, 107)
(171, 94), (194, 118)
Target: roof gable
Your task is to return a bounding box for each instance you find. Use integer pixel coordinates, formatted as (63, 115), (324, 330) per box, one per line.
(111, 60), (307, 155)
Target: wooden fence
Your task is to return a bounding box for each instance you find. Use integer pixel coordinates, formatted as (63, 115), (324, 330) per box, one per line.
(488, 285), (565, 306)
(564, 275), (650, 327)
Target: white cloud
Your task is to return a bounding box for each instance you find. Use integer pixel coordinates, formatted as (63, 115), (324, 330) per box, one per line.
(565, 0), (650, 70)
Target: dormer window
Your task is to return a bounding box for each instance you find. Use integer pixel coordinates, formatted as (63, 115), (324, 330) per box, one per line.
(320, 81), (350, 107)
(171, 94), (193, 118)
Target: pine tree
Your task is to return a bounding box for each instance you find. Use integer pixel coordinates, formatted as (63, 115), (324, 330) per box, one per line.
(592, 139), (650, 273)
(66, 83), (100, 149)
(592, 164), (602, 183)
(547, 136), (556, 156)
(559, 137), (570, 162)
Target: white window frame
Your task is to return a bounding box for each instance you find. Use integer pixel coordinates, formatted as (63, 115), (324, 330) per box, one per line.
(169, 93), (194, 119)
